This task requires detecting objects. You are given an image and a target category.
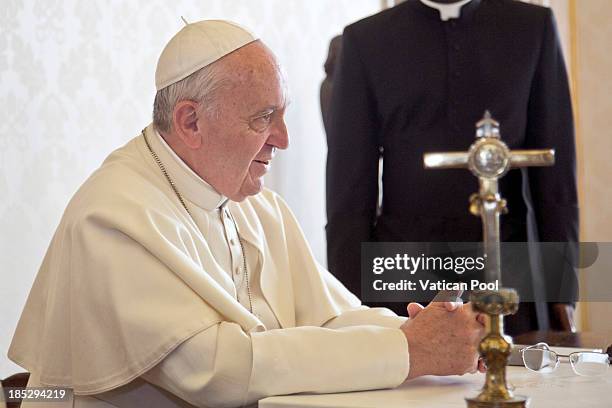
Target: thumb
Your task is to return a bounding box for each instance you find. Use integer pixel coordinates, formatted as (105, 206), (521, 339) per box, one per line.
(444, 302), (459, 312)
(407, 302), (425, 318)
(443, 299), (463, 311)
(428, 300), (462, 311)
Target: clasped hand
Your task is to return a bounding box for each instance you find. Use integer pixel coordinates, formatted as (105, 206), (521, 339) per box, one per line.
(400, 301), (486, 380)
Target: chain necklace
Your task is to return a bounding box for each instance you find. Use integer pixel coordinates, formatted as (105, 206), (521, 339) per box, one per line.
(142, 129), (254, 314)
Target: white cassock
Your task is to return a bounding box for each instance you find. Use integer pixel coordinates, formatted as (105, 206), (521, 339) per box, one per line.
(9, 125), (409, 407)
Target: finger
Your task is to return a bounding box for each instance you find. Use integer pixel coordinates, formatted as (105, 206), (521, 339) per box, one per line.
(407, 302), (425, 318)
(478, 358), (487, 373)
(427, 301), (456, 311)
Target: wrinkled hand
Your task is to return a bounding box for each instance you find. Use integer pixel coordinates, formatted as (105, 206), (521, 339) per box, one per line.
(400, 301), (486, 380)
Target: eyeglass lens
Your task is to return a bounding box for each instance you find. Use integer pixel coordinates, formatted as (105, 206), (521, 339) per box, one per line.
(523, 348), (558, 373)
(570, 352), (609, 377)
(523, 345), (610, 377)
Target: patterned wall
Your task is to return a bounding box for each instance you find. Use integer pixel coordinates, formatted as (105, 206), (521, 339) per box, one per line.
(0, 0), (382, 376)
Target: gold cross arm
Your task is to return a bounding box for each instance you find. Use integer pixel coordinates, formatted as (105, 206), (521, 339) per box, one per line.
(424, 111), (554, 175)
(421, 111), (555, 284)
(424, 148), (554, 173)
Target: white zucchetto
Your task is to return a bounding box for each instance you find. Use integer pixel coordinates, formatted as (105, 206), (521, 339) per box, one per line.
(155, 19), (258, 90)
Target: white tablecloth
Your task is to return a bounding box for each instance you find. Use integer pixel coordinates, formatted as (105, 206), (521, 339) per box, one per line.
(259, 365), (610, 407)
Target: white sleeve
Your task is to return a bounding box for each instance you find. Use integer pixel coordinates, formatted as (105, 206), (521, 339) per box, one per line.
(142, 321), (408, 408)
(323, 306), (408, 330)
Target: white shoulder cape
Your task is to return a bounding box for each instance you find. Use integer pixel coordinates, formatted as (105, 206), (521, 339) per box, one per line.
(8, 131), (360, 394)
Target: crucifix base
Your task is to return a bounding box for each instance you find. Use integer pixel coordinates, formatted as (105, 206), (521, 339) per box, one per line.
(465, 288), (529, 408)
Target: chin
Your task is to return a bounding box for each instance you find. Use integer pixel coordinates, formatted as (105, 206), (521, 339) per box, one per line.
(242, 179), (264, 197)
(229, 179), (263, 202)
(229, 193), (248, 202)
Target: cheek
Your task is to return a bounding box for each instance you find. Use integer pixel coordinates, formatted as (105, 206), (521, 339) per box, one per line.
(239, 135), (268, 165)
(221, 146), (261, 192)
(242, 140), (270, 185)
(213, 126), (268, 185)
(218, 134), (257, 168)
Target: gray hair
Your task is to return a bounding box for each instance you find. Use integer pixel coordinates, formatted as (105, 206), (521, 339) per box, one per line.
(152, 62), (227, 133)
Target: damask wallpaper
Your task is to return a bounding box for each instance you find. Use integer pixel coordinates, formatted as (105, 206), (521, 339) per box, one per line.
(0, 0), (381, 376)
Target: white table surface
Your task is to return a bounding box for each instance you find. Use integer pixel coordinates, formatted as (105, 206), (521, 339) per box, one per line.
(259, 365), (610, 407)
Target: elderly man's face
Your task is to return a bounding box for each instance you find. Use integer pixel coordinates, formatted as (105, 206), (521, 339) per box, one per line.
(196, 42), (289, 202)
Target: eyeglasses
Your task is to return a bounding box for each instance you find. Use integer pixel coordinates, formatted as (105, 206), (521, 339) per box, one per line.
(248, 110), (275, 133)
(249, 107), (287, 133)
(520, 342), (610, 377)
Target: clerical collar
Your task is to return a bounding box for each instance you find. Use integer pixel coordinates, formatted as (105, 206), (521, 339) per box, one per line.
(409, 0), (482, 22)
(144, 124), (228, 211)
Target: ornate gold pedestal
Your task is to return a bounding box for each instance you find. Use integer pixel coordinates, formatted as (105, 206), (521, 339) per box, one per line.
(465, 289), (529, 408)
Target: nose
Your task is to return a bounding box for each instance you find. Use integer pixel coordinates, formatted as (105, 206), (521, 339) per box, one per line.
(267, 117), (289, 150)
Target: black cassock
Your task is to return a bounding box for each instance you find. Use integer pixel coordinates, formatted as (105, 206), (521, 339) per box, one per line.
(325, 0), (578, 334)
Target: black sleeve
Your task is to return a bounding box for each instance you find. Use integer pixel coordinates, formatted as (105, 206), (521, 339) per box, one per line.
(325, 28), (381, 296)
(524, 8), (579, 304)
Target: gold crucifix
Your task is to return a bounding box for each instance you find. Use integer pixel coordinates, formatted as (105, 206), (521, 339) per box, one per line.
(423, 111), (555, 407)
(424, 110), (554, 284)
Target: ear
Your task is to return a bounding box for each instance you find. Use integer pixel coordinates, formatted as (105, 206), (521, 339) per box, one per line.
(172, 100), (203, 149)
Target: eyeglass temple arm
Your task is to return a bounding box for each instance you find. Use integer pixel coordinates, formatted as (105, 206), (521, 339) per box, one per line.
(558, 352), (611, 361)
(520, 347), (610, 361)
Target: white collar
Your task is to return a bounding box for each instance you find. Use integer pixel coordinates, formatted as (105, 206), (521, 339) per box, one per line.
(419, 0), (472, 21)
(144, 124), (228, 211)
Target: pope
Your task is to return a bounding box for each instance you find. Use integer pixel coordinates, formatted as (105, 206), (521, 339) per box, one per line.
(9, 20), (485, 408)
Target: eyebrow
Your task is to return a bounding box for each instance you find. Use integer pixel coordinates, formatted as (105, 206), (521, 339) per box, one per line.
(252, 100), (291, 117)
(253, 107), (275, 116)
